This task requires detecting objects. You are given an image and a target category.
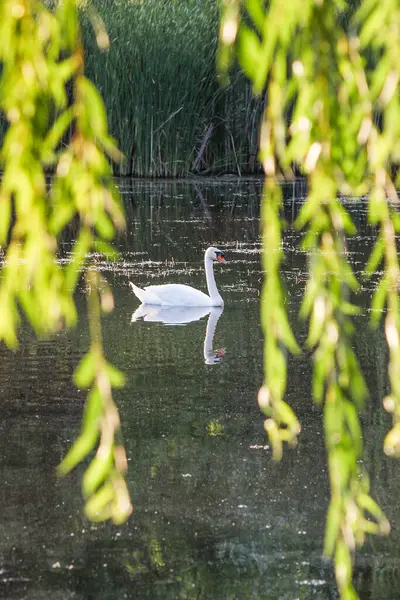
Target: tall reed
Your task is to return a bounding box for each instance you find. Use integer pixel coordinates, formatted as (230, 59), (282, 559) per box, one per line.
(81, 0), (264, 176)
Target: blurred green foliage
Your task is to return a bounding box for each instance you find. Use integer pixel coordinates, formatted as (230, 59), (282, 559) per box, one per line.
(0, 0), (131, 523)
(219, 0), (400, 598)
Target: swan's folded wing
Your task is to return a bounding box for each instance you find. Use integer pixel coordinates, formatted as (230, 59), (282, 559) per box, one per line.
(130, 282), (161, 305)
(143, 284), (210, 306)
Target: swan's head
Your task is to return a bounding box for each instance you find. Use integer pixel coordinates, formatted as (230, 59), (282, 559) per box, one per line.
(205, 247), (225, 263)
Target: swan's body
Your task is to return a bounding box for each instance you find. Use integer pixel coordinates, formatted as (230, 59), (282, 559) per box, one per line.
(129, 247), (225, 307)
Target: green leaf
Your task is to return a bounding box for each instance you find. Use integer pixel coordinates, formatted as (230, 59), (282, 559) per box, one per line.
(56, 0), (78, 50)
(95, 212), (115, 241)
(93, 239), (119, 261)
(106, 363), (126, 388)
(342, 400), (363, 457)
(324, 500), (342, 557)
(357, 493), (389, 531)
(58, 428), (99, 475)
(313, 351), (327, 403)
(57, 55), (80, 83)
(82, 386), (103, 432)
(49, 202), (76, 235)
(49, 77), (68, 109)
(98, 134), (123, 164)
(354, 0), (378, 25)
(324, 391), (343, 447)
(65, 227), (92, 291)
(79, 77), (108, 137)
(329, 448), (351, 494)
(360, 5), (389, 47)
(244, 0), (265, 32)
(43, 108), (74, 160)
(275, 399), (299, 433)
(368, 188), (387, 224)
(74, 351), (95, 388)
(58, 385), (103, 475)
(365, 236), (384, 277)
(341, 301), (361, 316)
(0, 193), (11, 245)
(370, 276), (388, 326)
(267, 344), (287, 401)
(82, 447), (114, 498)
(278, 309), (300, 354)
(84, 481), (114, 521)
(237, 26), (262, 85)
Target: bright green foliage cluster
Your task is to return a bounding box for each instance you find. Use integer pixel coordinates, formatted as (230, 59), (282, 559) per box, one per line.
(0, 0), (131, 523)
(219, 0), (400, 598)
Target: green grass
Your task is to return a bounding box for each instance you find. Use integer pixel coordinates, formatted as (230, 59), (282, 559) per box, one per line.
(81, 0), (264, 177)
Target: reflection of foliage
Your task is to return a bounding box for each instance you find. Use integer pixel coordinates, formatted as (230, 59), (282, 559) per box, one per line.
(0, 0), (130, 522)
(219, 0), (400, 598)
(150, 538), (166, 570)
(207, 418), (224, 436)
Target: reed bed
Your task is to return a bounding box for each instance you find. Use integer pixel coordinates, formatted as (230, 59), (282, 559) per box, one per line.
(81, 0), (264, 177)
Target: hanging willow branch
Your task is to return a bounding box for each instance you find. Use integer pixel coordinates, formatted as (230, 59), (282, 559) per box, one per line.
(218, 0), (400, 598)
(59, 270), (132, 524)
(0, 0), (131, 522)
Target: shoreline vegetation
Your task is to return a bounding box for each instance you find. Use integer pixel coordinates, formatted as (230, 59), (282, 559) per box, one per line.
(81, 0), (265, 177)
(0, 0), (365, 180)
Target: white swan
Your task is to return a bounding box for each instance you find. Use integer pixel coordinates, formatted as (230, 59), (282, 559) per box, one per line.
(131, 305), (225, 364)
(129, 247), (225, 307)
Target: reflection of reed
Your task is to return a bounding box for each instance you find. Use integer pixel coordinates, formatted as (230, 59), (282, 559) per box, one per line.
(57, 179), (266, 256)
(354, 555), (400, 600)
(116, 179), (263, 257)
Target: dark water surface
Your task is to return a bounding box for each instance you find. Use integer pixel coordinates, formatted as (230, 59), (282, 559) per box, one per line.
(0, 180), (399, 600)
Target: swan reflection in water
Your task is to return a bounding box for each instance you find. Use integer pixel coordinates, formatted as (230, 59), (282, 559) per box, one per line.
(131, 306), (225, 365)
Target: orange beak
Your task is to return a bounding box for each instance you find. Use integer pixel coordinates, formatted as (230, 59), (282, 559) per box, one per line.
(217, 255), (225, 263)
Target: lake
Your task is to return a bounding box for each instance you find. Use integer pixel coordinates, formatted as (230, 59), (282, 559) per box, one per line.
(0, 179), (399, 600)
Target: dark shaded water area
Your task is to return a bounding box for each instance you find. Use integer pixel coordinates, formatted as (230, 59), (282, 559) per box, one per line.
(0, 179), (399, 600)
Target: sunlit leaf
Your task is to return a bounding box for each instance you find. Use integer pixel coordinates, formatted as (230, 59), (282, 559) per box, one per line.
(93, 239), (119, 260)
(95, 212), (115, 241)
(106, 363), (126, 388)
(74, 351), (96, 388)
(82, 447), (114, 498)
(244, 0), (265, 32)
(0, 192), (11, 245)
(237, 26), (262, 85)
(324, 500), (342, 557)
(370, 276), (388, 326)
(84, 481), (114, 520)
(79, 76), (108, 137)
(365, 236), (384, 277)
(42, 108), (74, 161)
(65, 227), (92, 291)
(58, 428), (100, 476)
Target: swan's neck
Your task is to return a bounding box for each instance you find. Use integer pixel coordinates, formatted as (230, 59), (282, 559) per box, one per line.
(205, 258), (222, 305)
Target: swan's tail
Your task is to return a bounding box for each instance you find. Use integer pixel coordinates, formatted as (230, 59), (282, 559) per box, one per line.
(129, 281), (147, 304)
(131, 304), (148, 322)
